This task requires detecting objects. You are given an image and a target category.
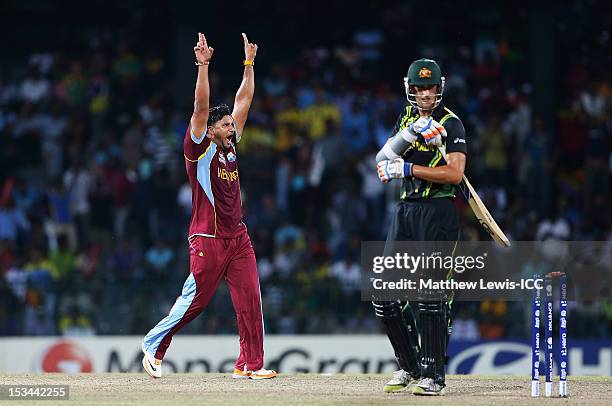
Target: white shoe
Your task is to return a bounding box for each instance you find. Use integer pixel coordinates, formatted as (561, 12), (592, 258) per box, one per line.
(142, 350), (162, 379)
(384, 369), (418, 393)
(412, 377), (446, 396)
(249, 368), (277, 380)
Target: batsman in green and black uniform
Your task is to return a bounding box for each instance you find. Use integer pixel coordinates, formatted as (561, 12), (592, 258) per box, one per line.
(372, 59), (467, 396)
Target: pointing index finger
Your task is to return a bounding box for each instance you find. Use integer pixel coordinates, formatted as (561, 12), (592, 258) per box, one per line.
(242, 32), (249, 45)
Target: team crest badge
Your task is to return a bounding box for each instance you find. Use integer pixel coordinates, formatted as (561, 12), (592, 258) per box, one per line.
(218, 153), (226, 165)
(418, 67), (432, 78)
(227, 152), (236, 162)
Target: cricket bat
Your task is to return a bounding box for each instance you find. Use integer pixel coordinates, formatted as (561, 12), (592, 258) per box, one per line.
(438, 146), (511, 247)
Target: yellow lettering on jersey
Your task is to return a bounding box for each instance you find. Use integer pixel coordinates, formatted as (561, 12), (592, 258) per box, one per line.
(406, 141), (436, 152)
(218, 167), (239, 182)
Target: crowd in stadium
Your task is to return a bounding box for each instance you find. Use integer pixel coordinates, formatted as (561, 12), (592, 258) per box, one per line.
(0, 2), (610, 338)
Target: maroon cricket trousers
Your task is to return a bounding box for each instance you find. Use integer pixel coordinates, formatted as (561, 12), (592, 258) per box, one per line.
(142, 232), (265, 371)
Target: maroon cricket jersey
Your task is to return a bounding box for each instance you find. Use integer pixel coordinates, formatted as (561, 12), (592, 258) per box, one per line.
(184, 126), (246, 239)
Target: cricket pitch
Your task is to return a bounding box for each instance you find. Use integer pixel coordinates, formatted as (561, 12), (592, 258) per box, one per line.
(1, 373), (611, 405)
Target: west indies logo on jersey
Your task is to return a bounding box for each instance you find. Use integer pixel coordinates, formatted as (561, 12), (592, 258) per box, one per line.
(227, 152), (236, 162)
(218, 152), (227, 165)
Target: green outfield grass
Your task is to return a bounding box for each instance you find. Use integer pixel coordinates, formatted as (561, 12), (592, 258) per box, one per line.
(1, 373), (611, 405)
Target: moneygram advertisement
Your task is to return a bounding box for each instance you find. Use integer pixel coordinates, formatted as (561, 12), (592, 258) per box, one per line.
(0, 336), (610, 376)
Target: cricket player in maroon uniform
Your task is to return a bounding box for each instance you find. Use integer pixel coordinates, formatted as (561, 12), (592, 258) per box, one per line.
(142, 32), (276, 380)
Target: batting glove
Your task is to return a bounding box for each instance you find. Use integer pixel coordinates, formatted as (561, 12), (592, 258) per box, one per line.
(410, 116), (433, 134)
(377, 158), (413, 183)
(410, 117), (447, 147)
(421, 119), (447, 147)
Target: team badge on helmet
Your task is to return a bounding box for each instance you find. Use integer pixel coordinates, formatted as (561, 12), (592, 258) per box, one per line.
(418, 67), (432, 79)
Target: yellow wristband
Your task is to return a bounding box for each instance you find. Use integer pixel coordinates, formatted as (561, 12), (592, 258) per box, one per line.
(243, 60), (254, 66)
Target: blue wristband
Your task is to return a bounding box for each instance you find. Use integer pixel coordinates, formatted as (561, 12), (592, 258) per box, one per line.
(404, 162), (413, 177)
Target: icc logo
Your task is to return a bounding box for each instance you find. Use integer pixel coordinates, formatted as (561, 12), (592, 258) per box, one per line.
(37, 340), (93, 373)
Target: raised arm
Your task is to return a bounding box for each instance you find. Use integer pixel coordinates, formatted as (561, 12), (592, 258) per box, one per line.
(190, 32), (214, 139)
(232, 33), (258, 136)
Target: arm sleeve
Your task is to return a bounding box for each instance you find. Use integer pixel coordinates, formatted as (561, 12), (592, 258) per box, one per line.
(375, 110), (410, 162)
(184, 125), (212, 161)
(444, 117), (467, 155)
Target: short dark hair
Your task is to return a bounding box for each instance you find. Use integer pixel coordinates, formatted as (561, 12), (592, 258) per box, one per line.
(207, 104), (231, 127)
